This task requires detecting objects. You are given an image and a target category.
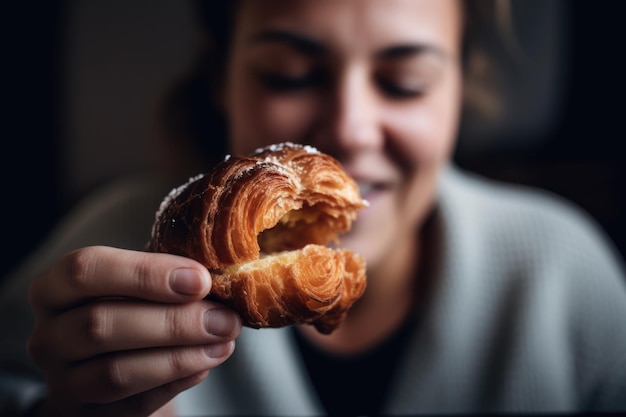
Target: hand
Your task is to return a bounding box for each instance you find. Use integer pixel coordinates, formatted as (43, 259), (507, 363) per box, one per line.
(27, 246), (242, 417)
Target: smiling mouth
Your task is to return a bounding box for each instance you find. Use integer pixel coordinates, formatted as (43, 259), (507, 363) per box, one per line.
(357, 181), (389, 198)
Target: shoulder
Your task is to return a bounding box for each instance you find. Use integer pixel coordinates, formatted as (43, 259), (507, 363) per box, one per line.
(436, 165), (626, 333)
(438, 164), (624, 276)
(436, 166), (626, 410)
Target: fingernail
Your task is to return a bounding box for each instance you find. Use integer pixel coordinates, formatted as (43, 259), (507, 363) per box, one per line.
(205, 341), (234, 358)
(204, 308), (240, 337)
(170, 268), (205, 295)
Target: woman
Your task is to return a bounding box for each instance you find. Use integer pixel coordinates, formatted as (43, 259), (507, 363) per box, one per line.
(1, 0), (625, 416)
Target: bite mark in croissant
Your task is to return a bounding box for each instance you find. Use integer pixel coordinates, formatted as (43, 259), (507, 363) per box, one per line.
(148, 142), (368, 334)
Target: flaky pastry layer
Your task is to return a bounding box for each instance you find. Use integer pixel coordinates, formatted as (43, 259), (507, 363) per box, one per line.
(148, 142), (367, 333)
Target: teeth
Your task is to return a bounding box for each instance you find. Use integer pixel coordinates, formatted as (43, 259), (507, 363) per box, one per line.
(357, 182), (374, 196)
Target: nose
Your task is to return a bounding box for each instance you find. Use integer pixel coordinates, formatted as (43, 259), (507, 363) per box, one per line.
(314, 68), (384, 156)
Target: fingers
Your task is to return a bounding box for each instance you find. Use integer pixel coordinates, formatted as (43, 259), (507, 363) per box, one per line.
(49, 342), (234, 405)
(26, 246), (239, 416)
(29, 299), (241, 366)
(86, 371), (209, 417)
(44, 370), (210, 417)
(29, 246), (212, 314)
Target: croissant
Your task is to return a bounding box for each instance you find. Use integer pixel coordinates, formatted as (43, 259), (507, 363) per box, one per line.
(148, 142), (368, 334)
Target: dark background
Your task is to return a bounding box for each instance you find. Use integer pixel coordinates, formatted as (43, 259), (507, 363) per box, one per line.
(3, 0), (625, 279)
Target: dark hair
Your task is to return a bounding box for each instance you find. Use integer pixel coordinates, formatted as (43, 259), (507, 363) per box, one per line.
(157, 1), (239, 172)
(159, 0), (508, 172)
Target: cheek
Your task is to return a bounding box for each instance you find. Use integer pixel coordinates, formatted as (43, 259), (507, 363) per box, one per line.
(389, 78), (461, 227)
(386, 99), (459, 169)
(387, 68), (462, 167)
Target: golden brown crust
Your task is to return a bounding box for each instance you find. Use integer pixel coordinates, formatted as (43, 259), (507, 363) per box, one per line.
(148, 142), (367, 334)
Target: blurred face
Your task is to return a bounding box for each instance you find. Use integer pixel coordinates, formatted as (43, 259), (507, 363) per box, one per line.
(223, 0), (463, 274)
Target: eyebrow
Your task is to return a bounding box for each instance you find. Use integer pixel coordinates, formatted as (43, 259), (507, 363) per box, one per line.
(376, 44), (447, 61)
(248, 29), (447, 61)
(248, 29), (327, 55)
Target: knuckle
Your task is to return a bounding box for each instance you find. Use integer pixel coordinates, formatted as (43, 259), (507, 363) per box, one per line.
(64, 248), (98, 292)
(167, 349), (187, 375)
(100, 358), (129, 397)
(167, 348), (192, 376)
(131, 255), (157, 295)
(164, 303), (204, 342)
(84, 304), (111, 346)
(164, 304), (186, 341)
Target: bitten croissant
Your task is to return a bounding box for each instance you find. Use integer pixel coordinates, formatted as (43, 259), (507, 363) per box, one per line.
(148, 142), (368, 334)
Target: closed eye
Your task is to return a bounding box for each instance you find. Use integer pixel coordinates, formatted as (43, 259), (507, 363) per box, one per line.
(258, 70), (325, 92)
(375, 43), (447, 100)
(376, 77), (425, 99)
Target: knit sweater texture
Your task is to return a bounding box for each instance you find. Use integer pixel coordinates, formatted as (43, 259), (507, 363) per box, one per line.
(1, 165), (625, 415)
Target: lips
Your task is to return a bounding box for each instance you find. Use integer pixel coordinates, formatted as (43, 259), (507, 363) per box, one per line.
(355, 180), (391, 200)
(343, 160), (399, 200)
(357, 181), (375, 197)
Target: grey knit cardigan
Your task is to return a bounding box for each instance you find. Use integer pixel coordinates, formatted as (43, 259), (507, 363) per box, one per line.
(1, 165), (625, 416)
